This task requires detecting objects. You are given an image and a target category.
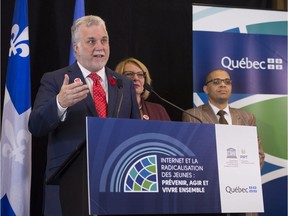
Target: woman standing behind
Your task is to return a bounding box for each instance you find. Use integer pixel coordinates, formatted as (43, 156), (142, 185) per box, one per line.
(115, 57), (170, 121)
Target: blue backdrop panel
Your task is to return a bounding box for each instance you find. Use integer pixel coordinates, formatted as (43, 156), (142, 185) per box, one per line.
(193, 31), (287, 94)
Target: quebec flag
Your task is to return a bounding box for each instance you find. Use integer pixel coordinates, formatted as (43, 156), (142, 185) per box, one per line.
(0, 0), (31, 215)
(69, 0), (85, 64)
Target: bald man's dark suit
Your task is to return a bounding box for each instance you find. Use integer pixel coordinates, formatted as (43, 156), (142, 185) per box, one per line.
(29, 62), (140, 215)
(182, 104), (264, 216)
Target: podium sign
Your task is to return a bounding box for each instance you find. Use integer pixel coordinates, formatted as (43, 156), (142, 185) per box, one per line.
(86, 118), (264, 215)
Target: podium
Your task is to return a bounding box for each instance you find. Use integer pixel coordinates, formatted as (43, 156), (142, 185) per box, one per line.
(47, 117), (263, 215)
(85, 118), (264, 215)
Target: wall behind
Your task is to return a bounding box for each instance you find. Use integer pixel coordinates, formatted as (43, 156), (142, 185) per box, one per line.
(1, 0), (278, 215)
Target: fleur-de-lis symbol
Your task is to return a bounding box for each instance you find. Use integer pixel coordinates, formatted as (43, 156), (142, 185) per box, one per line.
(2, 119), (30, 164)
(9, 24), (29, 57)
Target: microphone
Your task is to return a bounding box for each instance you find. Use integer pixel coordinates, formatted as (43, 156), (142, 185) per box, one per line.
(116, 78), (123, 118)
(144, 83), (203, 123)
(116, 78), (123, 89)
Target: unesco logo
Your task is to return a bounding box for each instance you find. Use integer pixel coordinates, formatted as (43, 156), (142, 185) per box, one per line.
(221, 56), (284, 71)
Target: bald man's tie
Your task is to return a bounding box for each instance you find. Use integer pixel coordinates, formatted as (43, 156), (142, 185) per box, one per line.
(88, 73), (107, 118)
(217, 110), (228, 124)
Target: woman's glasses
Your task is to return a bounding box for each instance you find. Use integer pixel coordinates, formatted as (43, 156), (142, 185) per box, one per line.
(123, 71), (146, 79)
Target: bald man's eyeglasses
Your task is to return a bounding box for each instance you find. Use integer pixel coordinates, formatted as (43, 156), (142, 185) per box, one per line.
(206, 78), (232, 85)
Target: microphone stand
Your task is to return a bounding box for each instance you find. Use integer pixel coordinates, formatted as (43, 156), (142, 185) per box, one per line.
(116, 79), (123, 118)
(144, 83), (203, 123)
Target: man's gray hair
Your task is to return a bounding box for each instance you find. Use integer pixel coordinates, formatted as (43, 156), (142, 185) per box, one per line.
(71, 15), (108, 43)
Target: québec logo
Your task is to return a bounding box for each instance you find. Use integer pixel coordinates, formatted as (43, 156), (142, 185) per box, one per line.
(225, 185), (258, 194)
(221, 56), (283, 71)
(267, 58), (283, 70)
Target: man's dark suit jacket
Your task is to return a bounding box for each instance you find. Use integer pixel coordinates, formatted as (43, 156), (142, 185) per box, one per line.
(29, 62), (140, 215)
(182, 104), (265, 168)
(29, 62), (140, 181)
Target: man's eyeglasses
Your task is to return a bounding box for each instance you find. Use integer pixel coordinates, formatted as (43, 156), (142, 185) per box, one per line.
(123, 71), (146, 79)
(205, 78), (232, 85)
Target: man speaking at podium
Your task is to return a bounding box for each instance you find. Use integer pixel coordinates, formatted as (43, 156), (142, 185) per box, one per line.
(183, 69), (265, 216)
(29, 15), (140, 215)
